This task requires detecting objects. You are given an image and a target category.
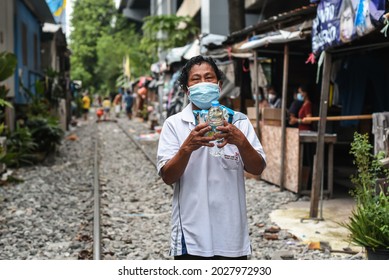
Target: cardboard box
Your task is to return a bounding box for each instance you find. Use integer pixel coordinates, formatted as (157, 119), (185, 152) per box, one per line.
(246, 107), (258, 129)
(263, 108), (282, 126)
(246, 107), (257, 120)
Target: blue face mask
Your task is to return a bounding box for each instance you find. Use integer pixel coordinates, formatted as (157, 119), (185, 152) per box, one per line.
(297, 92), (304, 101)
(188, 82), (220, 109)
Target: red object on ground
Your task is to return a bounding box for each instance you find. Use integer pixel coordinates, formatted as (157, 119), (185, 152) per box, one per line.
(96, 108), (104, 117)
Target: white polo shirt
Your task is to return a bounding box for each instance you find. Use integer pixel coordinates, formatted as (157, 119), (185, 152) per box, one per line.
(157, 104), (266, 257)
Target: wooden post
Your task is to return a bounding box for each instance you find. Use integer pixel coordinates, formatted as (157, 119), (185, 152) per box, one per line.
(253, 50), (261, 137)
(310, 52), (332, 218)
(279, 44), (289, 191)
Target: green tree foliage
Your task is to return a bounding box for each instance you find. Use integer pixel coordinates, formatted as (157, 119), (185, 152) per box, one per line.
(341, 132), (389, 250)
(140, 15), (199, 60)
(70, 1), (152, 93)
(70, 0), (115, 91)
(95, 14), (152, 93)
(0, 52), (16, 108)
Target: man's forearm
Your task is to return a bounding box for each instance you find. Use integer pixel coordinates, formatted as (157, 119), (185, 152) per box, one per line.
(161, 148), (192, 185)
(238, 138), (266, 175)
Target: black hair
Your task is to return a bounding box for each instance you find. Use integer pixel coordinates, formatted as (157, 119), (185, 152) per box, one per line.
(298, 85), (308, 94)
(266, 85), (279, 97)
(178, 55), (223, 90)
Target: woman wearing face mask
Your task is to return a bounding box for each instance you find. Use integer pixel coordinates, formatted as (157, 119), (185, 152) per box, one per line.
(287, 89), (304, 128)
(266, 85), (281, 109)
(157, 55), (266, 260)
(289, 85), (312, 131)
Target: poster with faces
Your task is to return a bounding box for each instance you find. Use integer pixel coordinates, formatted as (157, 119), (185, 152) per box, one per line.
(312, 0), (386, 54)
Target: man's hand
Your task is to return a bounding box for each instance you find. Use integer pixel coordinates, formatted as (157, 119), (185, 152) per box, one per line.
(181, 122), (215, 153)
(214, 120), (245, 148)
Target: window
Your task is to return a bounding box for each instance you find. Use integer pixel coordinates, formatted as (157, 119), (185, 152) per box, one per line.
(22, 23), (27, 66)
(33, 33), (38, 70)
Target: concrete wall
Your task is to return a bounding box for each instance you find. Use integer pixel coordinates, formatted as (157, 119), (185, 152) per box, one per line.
(201, 0), (229, 35)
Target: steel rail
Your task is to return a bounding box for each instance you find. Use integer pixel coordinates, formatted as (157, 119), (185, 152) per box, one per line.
(116, 122), (157, 169)
(93, 123), (101, 260)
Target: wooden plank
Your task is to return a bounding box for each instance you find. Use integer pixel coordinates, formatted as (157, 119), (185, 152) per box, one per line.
(261, 126), (300, 193)
(304, 114), (372, 122)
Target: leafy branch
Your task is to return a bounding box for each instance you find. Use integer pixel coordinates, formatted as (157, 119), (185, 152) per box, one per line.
(140, 15), (199, 59)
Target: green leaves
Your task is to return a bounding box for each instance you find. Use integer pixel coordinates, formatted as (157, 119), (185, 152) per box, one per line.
(0, 52), (17, 82)
(342, 132), (389, 249)
(27, 116), (64, 153)
(0, 51), (16, 126)
(140, 15), (199, 60)
(342, 194), (389, 249)
(95, 15), (151, 92)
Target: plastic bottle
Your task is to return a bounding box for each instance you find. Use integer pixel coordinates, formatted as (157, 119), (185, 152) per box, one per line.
(207, 100), (224, 157)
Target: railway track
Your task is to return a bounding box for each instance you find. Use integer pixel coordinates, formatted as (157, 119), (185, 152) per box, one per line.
(90, 118), (171, 260)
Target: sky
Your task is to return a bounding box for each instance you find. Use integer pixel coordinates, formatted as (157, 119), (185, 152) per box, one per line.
(65, 0), (73, 38)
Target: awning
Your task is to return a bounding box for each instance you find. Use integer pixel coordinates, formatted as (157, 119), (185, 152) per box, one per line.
(42, 23), (61, 33)
(239, 30), (306, 51)
(207, 50), (252, 59)
(166, 44), (192, 65)
(150, 62), (161, 73)
(226, 3), (317, 44)
(201, 34), (228, 50)
(183, 39), (200, 60)
(29, 0), (56, 24)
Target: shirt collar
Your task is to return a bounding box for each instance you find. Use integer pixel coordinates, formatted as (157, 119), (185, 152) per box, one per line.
(181, 103), (196, 124)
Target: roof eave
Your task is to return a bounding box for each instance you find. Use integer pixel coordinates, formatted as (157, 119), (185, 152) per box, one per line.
(225, 3), (317, 45)
(23, 0), (56, 24)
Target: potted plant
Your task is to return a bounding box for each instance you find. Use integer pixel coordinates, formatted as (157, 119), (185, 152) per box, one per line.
(342, 132), (389, 259)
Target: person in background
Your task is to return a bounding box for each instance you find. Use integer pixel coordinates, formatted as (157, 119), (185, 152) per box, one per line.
(82, 91), (91, 121)
(157, 55), (266, 260)
(102, 97), (111, 121)
(266, 85), (281, 108)
(289, 85), (312, 131)
(257, 87), (269, 110)
(255, 87), (269, 124)
(113, 90), (123, 118)
(125, 89), (134, 120)
(97, 95), (102, 107)
(289, 85), (314, 189)
(287, 88), (304, 128)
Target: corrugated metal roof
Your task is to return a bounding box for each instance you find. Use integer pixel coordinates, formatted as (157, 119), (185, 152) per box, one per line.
(225, 3), (317, 44)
